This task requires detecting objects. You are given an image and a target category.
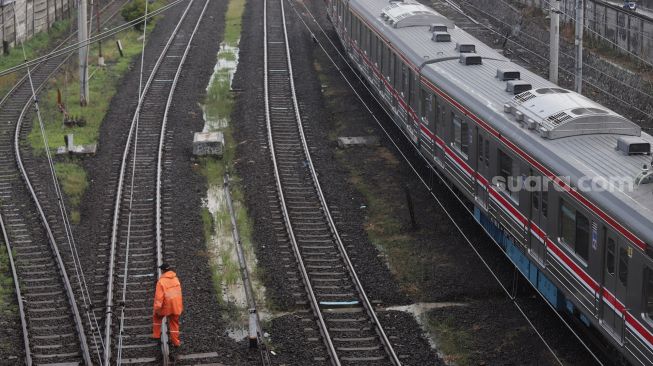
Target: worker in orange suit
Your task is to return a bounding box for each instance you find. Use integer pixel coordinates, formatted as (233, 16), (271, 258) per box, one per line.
(152, 263), (184, 347)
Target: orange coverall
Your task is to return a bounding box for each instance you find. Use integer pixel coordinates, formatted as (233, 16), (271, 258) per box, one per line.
(152, 271), (184, 346)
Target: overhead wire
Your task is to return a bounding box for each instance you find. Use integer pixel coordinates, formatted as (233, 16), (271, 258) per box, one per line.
(538, 0), (653, 69)
(455, 0), (653, 101)
(116, 0), (150, 363)
(288, 1), (605, 364)
(19, 34), (105, 366)
(0, 0), (185, 78)
(442, 0), (653, 120)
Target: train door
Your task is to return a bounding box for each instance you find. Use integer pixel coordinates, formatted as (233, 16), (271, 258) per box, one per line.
(528, 173), (547, 262)
(475, 129), (489, 208)
(600, 229), (627, 343)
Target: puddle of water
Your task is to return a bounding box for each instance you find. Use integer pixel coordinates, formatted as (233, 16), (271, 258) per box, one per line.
(200, 40), (269, 341)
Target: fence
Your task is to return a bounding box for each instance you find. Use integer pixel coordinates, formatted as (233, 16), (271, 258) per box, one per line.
(1, 0), (74, 53)
(520, 0), (653, 62)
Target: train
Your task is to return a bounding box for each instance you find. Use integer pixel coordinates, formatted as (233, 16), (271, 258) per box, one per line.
(324, 0), (653, 364)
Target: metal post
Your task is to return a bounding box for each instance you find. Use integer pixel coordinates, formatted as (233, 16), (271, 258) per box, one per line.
(549, 0), (560, 84)
(574, 0), (584, 93)
(77, 0), (89, 105)
(96, 0), (103, 65)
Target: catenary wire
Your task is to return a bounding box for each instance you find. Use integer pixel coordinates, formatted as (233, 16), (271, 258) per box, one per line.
(454, 0), (653, 100)
(442, 0), (653, 120)
(0, 0), (185, 78)
(19, 34), (103, 366)
(116, 0), (150, 363)
(289, 1), (605, 364)
(538, 0), (653, 69)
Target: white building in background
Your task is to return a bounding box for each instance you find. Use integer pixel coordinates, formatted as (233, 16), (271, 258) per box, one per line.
(0, 0), (74, 51)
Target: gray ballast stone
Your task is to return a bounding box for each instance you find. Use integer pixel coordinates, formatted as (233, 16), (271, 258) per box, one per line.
(337, 136), (380, 149)
(193, 131), (225, 157)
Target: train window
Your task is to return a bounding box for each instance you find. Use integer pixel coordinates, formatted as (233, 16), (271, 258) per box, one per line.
(619, 246), (629, 286)
(560, 200), (589, 261)
(370, 35), (376, 62)
(483, 139), (489, 167)
(498, 150), (519, 202)
(377, 38), (383, 70)
(576, 213), (590, 261)
(402, 64), (409, 97)
(419, 88), (430, 120)
(452, 114), (469, 157)
(646, 268), (653, 318)
(410, 72), (418, 111)
(394, 55), (401, 90)
(479, 135), (484, 164)
(606, 237), (616, 275)
(541, 182), (548, 217)
(532, 190), (539, 210)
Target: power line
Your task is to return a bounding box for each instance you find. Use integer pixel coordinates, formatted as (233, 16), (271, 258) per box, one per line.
(288, 2), (604, 365)
(0, 0), (185, 78)
(539, 0), (653, 69)
(457, 0), (653, 100)
(445, 0), (653, 120)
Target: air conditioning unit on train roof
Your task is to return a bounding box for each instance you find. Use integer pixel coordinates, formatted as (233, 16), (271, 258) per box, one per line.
(432, 32), (451, 42)
(496, 69), (520, 81)
(455, 43), (476, 53)
(506, 80), (532, 95)
(429, 23), (448, 32)
(460, 54), (482, 65)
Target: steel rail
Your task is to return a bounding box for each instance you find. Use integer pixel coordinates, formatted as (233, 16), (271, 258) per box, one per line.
(265, 0), (401, 364)
(0, 213), (32, 366)
(263, 0), (340, 363)
(296, 1), (604, 364)
(281, 4), (401, 365)
(0, 0), (128, 107)
(15, 60), (93, 365)
(154, 0), (209, 360)
(103, 0), (201, 363)
(278, 0), (400, 363)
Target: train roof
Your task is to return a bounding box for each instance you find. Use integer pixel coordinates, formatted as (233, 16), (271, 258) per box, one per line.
(349, 0), (653, 246)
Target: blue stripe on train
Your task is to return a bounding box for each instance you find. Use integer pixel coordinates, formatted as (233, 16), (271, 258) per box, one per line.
(473, 207), (566, 312)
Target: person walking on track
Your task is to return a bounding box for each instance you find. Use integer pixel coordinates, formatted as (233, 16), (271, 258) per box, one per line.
(152, 263), (184, 347)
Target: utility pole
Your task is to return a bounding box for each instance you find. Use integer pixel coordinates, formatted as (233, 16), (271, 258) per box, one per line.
(574, 0), (584, 93)
(549, 0), (560, 84)
(96, 0), (104, 66)
(78, 0), (89, 105)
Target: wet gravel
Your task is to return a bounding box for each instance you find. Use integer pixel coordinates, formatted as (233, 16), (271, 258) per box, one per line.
(231, 0), (440, 364)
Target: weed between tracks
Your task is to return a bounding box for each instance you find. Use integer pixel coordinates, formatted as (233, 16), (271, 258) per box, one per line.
(198, 0), (268, 337)
(25, 1), (164, 223)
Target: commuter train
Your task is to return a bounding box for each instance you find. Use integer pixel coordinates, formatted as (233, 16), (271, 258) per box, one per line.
(325, 0), (653, 364)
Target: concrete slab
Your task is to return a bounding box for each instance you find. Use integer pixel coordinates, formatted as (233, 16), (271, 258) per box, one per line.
(193, 132), (225, 157)
(337, 136), (380, 149)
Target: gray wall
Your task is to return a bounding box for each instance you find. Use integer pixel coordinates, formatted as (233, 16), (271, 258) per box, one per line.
(521, 0), (653, 62)
(1, 0), (74, 51)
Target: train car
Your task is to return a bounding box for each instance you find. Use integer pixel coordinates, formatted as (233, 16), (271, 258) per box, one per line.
(324, 0), (653, 364)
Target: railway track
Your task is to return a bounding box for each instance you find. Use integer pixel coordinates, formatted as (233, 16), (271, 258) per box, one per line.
(102, 0), (210, 364)
(0, 1), (130, 364)
(263, 0), (400, 364)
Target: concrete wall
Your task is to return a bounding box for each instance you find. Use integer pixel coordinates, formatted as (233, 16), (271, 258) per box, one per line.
(520, 0), (653, 62)
(1, 0), (74, 52)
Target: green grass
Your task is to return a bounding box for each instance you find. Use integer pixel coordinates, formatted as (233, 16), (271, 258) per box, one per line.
(28, 22), (155, 152)
(427, 315), (472, 366)
(55, 162), (88, 223)
(223, 0), (245, 45)
(0, 20), (72, 97)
